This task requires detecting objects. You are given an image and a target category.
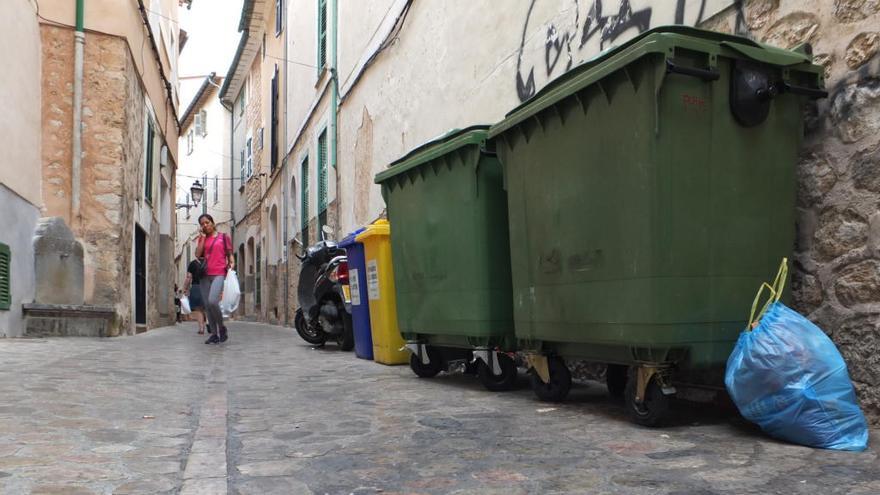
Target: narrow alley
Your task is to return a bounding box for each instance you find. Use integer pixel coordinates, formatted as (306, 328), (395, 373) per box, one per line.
(0, 323), (877, 494)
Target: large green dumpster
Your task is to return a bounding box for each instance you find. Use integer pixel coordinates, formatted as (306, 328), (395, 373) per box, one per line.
(488, 26), (825, 424)
(375, 126), (517, 391)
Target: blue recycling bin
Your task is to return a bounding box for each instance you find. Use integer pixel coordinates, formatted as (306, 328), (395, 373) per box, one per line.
(340, 229), (373, 360)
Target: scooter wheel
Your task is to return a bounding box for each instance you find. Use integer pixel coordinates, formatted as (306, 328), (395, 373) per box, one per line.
(294, 310), (326, 346)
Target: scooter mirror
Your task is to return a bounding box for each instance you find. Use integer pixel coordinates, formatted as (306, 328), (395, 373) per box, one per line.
(321, 225), (333, 238)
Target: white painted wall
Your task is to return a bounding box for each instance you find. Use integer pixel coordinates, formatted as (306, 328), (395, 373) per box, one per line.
(0, 0), (42, 208)
(175, 80), (232, 285)
(331, 0), (734, 233)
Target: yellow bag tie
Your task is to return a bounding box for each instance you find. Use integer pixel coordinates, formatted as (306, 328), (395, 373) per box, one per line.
(746, 258), (788, 331)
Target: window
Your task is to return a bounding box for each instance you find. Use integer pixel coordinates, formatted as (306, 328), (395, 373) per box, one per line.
(270, 67), (279, 173)
(213, 176), (219, 204)
(239, 149), (245, 185)
(301, 156), (309, 245)
(246, 137), (253, 177)
(317, 0), (327, 70)
(202, 173), (208, 214)
(144, 118), (155, 203)
(187, 130), (194, 155)
(239, 79), (248, 116)
(318, 130), (328, 214)
(195, 110), (207, 137)
(0, 242), (10, 311)
(257, 127), (264, 151)
(275, 0), (284, 36)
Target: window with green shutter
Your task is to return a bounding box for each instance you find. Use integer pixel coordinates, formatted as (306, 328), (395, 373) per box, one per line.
(144, 119), (155, 203)
(202, 173), (208, 214)
(255, 245), (262, 306)
(301, 156), (310, 245)
(318, 130), (327, 213)
(0, 243), (10, 311)
(317, 0), (327, 70)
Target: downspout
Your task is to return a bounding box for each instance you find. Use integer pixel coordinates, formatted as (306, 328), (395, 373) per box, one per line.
(330, 0), (338, 224)
(282, 3), (290, 326)
(229, 103), (236, 260)
(72, 0), (85, 225)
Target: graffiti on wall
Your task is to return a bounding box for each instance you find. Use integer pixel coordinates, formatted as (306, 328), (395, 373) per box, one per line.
(515, 0), (737, 102)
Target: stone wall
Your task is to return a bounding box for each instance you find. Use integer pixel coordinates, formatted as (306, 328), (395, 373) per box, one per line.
(40, 25), (172, 336)
(703, 0), (880, 423)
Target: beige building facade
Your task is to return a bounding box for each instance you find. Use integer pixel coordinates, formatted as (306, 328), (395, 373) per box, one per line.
(0, 0), (43, 337)
(220, 0), (288, 323)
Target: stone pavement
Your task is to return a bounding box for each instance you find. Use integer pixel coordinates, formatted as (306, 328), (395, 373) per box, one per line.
(0, 322), (877, 495)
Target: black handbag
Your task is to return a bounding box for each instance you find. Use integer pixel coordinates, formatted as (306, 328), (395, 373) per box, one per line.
(194, 258), (208, 279)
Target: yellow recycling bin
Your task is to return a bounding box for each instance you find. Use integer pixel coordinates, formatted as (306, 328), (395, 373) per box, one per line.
(355, 220), (409, 365)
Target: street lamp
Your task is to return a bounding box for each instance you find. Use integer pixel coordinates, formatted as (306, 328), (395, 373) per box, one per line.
(175, 180), (205, 211)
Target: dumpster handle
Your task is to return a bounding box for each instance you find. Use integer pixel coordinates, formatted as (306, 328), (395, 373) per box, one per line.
(665, 59), (720, 81)
(780, 81), (828, 99)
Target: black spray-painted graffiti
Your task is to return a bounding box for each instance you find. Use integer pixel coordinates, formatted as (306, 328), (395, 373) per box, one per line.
(516, 0), (728, 102)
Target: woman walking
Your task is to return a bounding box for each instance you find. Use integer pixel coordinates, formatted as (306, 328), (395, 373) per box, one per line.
(195, 214), (235, 344)
(183, 260), (208, 335)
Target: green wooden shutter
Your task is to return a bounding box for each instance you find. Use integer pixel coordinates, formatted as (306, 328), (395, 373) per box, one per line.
(318, 0), (327, 69)
(0, 243), (10, 311)
(318, 130), (327, 213)
(301, 157), (310, 245)
(255, 245), (262, 306)
(144, 120), (154, 203)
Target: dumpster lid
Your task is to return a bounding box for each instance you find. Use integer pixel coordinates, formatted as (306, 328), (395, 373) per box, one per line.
(489, 25), (818, 140)
(375, 125), (489, 185)
(355, 219), (390, 241)
(339, 227), (366, 248)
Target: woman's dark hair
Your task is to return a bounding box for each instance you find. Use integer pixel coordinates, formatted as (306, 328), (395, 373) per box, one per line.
(197, 213), (215, 224)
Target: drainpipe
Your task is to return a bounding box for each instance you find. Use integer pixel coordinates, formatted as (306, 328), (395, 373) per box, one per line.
(72, 0), (85, 225)
(282, 7), (290, 326)
(330, 0), (338, 224)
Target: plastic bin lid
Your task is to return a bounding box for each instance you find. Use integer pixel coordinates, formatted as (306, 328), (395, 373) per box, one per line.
(375, 125), (489, 185)
(339, 227), (366, 248)
(489, 25), (822, 140)
(355, 219), (390, 241)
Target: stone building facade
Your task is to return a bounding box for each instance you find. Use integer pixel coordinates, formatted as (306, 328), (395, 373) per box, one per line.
(22, 0), (182, 336)
(219, 0), (288, 323)
(699, 0), (880, 423)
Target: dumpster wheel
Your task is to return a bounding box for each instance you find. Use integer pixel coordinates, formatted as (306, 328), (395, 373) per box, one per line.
(409, 347), (443, 378)
(529, 356), (572, 402)
(625, 366), (672, 426)
(477, 353), (518, 392)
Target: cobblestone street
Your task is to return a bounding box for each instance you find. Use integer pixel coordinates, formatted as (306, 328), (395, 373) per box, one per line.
(0, 322), (877, 494)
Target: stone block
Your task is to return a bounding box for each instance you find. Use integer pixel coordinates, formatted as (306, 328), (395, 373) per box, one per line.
(834, 260), (880, 307)
(33, 217), (84, 305)
(845, 32), (880, 69)
(829, 79), (880, 144)
(796, 153), (836, 207)
(833, 0), (880, 23)
(813, 208), (868, 261)
(851, 145), (880, 193)
(22, 303), (116, 337)
(762, 12), (820, 49)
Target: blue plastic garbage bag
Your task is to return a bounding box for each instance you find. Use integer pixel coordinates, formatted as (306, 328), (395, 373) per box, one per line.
(725, 299), (869, 451)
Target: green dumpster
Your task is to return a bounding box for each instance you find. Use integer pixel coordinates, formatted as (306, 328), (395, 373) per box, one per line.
(488, 26), (826, 424)
(375, 126), (517, 391)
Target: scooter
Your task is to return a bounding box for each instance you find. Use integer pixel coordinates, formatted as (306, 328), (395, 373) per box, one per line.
(294, 226), (354, 350)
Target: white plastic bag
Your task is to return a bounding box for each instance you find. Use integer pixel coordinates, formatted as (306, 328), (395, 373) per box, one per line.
(220, 270), (240, 316)
(180, 296), (192, 315)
